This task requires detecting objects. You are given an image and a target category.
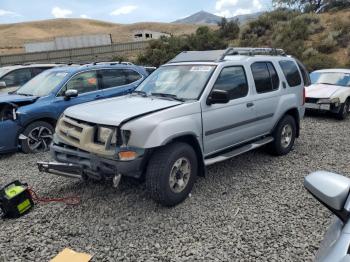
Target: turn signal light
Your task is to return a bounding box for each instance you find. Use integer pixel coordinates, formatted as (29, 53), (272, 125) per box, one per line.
(118, 151), (137, 161)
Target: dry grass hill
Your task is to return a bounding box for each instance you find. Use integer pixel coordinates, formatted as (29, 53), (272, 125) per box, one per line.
(0, 18), (203, 54)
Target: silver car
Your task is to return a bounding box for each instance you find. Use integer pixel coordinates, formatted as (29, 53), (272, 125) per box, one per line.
(305, 171), (350, 262)
(38, 48), (307, 206)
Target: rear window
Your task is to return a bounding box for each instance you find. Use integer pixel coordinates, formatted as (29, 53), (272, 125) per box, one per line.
(279, 60), (302, 87)
(251, 62), (279, 93)
(296, 60), (311, 86)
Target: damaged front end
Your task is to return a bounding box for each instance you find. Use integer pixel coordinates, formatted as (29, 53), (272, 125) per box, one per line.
(38, 115), (147, 181)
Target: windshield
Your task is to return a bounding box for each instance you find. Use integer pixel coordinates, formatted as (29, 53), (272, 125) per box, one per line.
(16, 70), (68, 96)
(310, 72), (350, 87)
(135, 65), (216, 100)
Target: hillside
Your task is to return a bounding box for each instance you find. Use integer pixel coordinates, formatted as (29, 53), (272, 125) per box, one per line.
(173, 11), (262, 25)
(0, 19), (203, 54)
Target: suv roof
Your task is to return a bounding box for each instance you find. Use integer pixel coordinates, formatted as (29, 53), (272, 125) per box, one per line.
(168, 48), (287, 64)
(1, 64), (62, 70)
(48, 63), (146, 75)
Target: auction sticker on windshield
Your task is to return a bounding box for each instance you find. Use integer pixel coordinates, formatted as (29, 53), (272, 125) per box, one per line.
(190, 66), (212, 72)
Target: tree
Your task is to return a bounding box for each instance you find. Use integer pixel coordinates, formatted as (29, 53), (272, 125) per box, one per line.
(273, 0), (323, 12)
(218, 18), (240, 39)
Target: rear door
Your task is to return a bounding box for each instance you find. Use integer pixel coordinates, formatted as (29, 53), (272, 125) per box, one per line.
(99, 68), (143, 99)
(202, 65), (257, 155)
(249, 61), (281, 133)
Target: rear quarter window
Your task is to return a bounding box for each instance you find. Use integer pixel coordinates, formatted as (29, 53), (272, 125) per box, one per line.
(279, 60), (302, 87)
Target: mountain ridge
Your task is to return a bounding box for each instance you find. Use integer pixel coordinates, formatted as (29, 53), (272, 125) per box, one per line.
(173, 10), (263, 25)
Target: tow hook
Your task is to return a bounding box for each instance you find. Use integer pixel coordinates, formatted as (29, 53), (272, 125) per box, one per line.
(113, 174), (122, 188)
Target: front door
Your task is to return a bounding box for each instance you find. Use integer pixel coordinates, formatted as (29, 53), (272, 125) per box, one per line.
(202, 66), (257, 156)
(52, 70), (103, 119)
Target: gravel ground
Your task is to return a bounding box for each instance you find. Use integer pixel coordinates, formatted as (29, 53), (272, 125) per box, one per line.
(0, 115), (348, 261)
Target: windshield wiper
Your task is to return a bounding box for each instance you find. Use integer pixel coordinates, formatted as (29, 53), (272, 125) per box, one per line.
(318, 82), (337, 86)
(132, 90), (148, 97)
(16, 92), (33, 96)
(151, 93), (185, 102)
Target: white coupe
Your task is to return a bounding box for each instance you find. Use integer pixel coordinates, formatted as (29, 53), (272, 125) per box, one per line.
(305, 69), (350, 119)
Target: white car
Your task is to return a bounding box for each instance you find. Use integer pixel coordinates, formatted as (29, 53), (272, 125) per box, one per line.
(305, 69), (350, 119)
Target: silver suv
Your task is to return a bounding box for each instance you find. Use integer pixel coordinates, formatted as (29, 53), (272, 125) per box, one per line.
(38, 48), (308, 206)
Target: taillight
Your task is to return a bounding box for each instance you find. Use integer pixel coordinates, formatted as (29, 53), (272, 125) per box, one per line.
(302, 87), (306, 105)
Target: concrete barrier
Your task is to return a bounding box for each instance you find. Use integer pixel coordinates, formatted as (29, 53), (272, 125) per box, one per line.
(0, 41), (149, 66)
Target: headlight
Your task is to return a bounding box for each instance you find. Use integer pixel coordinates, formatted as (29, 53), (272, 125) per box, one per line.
(96, 127), (116, 144)
(317, 98), (340, 104)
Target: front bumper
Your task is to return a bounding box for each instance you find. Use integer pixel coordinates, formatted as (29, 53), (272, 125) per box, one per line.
(38, 144), (145, 180)
(305, 102), (341, 113)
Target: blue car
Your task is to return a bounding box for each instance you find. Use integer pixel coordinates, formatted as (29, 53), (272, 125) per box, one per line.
(0, 63), (148, 154)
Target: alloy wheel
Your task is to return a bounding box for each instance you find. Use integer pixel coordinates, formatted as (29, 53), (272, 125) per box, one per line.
(281, 124), (293, 149)
(169, 157), (191, 193)
(27, 126), (53, 152)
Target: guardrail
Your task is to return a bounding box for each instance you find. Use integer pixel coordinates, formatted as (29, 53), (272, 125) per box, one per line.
(0, 41), (149, 66)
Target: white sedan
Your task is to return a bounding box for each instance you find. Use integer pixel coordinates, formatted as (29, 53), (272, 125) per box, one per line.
(305, 69), (350, 120)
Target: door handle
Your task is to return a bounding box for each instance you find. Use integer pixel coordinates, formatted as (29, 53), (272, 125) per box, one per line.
(246, 102), (254, 108)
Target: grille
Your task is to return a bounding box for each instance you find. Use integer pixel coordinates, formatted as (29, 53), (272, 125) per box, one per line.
(56, 116), (116, 156)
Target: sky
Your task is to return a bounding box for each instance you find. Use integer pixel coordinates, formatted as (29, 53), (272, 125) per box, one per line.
(0, 0), (273, 24)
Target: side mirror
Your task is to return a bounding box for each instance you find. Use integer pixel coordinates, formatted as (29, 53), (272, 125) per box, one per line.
(0, 81), (7, 88)
(207, 89), (230, 105)
(64, 89), (78, 100)
(304, 171), (350, 222)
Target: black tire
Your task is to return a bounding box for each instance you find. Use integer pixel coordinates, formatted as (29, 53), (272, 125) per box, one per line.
(336, 99), (350, 120)
(268, 115), (296, 156)
(20, 121), (54, 154)
(145, 142), (198, 207)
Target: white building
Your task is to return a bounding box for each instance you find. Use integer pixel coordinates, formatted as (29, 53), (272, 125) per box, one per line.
(133, 30), (171, 41)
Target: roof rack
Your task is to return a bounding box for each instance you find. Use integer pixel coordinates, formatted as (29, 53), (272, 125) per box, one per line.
(222, 47), (286, 58)
(168, 47), (286, 64)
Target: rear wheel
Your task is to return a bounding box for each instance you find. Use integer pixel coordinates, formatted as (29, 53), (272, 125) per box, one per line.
(268, 115), (296, 156)
(20, 121), (54, 154)
(146, 142), (198, 207)
(336, 99), (350, 120)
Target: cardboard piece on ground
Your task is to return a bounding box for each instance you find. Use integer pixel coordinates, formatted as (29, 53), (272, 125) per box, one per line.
(50, 248), (93, 262)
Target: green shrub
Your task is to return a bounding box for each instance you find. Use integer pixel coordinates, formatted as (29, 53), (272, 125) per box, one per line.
(316, 33), (339, 53)
(303, 53), (338, 71)
(136, 27), (226, 67)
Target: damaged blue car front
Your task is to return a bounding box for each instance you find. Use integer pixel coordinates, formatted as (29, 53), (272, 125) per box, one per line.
(0, 63), (148, 154)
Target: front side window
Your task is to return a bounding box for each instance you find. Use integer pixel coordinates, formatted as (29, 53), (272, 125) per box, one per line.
(310, 72), (350, 87)
(65, 71), (98, 94)
(135, 65), (215, 100)
(212, 66), (248, 100)
(251, 62), (279, 93)
(1, 68), (32, 87)
(279, 60), (302, 87)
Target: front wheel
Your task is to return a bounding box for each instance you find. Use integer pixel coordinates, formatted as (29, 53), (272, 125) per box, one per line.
(336, 99), (350, 120)
(268, 115), (296, 156)
(20, 121), (54, 154)
(146, 142), (198, 207)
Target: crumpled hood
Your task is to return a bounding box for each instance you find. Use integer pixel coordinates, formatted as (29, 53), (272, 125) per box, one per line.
(306, 84), (345, 98)
(64, 95), (182, 126)
(0, 93), (38, 105)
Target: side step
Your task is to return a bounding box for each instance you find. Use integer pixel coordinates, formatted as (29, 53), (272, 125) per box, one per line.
(204, 136), (274, 166)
